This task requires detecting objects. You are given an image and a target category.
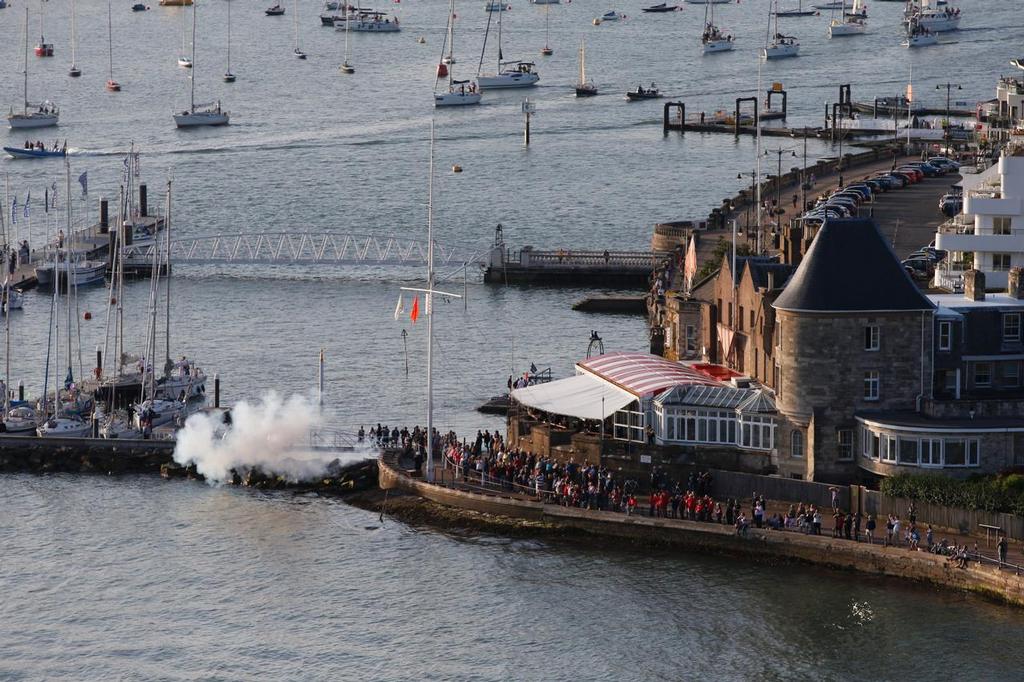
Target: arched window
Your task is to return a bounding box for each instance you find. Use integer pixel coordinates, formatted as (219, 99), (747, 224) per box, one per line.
(791, 429), (805, 458)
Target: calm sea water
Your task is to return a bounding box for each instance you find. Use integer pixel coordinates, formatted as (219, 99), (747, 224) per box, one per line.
(2, 0), (1023, 675)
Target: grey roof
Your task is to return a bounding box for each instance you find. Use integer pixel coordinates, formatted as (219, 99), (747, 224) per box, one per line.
(773, 218), (934, 313)
(655, 384), (777, 414)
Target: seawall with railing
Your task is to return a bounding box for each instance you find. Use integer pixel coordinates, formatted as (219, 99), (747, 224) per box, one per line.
(483, 247), (668, 287)
(378, 452), (1024, 607)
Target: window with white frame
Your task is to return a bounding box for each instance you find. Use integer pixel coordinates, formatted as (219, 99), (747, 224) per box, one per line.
(881, 434), (897, 462)
(861, 425), (872, 458)
(1005, 363), (1021, 388)
(660, 407), (749, 447)
(993, 253), (1012, 271)
(864, 325), (880, 351)
(791, 429), (805, 458)
(974, 363), (992, 387)
(993, 216), (1012, 235)
(898, 437), (919, 465)
(837, 429), (854, 461)
(739, 414), (775, 450)
(967, 439), (980, 466)
(1004, 313), (1021, 342)
(944, 439), (966, 466)
(921, 438), (941, 466)
(613, 407), (646, 443)
(938, 321), (952, 351)
(864, 371), (880, 401)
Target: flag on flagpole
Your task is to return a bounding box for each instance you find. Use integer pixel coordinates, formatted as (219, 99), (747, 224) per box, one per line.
(51, 181), (58, 209)
(683, 235), (698, 294)
(45, 188), (49, 213)
(10, 199), (17, 226)
(24, 192), (30, 218)
(78, 172), (88, 197)
(410, 295), (420, 324)
(393, 292), (404, 320)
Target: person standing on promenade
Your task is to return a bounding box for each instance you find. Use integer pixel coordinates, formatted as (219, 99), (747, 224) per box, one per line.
(812, 508), (822, 535)
(853, 512), (862, 542)
(866, 515), (876, 544)
(892, 517), (902, 547)
(997, 536), (1008, 566)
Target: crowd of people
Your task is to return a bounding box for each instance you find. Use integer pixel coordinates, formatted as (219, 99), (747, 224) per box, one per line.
(368, 426), (1014, 570)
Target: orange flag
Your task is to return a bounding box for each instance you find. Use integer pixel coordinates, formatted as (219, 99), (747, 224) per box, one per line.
(410, 295), (420, 324)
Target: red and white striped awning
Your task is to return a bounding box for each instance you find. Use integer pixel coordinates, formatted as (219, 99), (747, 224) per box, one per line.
(577, 352), (720, 398)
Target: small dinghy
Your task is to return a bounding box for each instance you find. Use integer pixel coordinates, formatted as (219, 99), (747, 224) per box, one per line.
(131, 3), (149, 10)
(266, 4), (285, 15)
(4, 142), (67, 159)
(642, 3), (679, 11)
(626, 83), (662, 100)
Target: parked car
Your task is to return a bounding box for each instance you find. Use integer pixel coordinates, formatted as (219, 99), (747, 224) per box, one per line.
(928, 157), (961, 171)
(844, 184), (874, 200)
(872, 174), (903, 190)
(892, 170), (919, 184)
(902, 258), (934, 281)
(905, 162), (945, 177)
(939, 192), (963, 217)
(864, 179), (887, 193)
(896, 167), (924, 182)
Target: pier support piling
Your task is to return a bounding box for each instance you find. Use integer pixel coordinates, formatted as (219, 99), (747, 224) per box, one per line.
(214, 373), (220, 408)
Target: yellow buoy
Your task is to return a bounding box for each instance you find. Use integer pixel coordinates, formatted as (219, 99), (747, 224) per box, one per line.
(452, 165), (463, 173)
(592, 17), (601, 25)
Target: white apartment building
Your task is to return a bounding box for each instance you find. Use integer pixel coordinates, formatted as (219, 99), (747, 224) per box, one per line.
(936, 148), (1024, 290)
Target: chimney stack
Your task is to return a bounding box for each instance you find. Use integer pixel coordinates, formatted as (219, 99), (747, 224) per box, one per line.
(767, 270), (776, 292)
(964, 269), (986, 302)
(1009, 267), (1023, 300)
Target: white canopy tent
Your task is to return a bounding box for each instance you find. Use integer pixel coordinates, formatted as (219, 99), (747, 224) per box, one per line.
(511, 374), (636, 421)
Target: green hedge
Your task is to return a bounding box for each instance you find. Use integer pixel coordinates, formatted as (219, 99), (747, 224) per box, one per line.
(881, 472), (1024, 517)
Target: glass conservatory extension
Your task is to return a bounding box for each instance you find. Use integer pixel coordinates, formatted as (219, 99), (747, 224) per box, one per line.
(653, 384), (777, 451)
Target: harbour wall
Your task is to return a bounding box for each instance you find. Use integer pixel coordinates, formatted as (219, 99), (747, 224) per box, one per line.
(378, 453), (1024, 607)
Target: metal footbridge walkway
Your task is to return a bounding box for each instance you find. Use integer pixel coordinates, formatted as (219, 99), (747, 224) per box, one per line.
(120, 232), (489, 268)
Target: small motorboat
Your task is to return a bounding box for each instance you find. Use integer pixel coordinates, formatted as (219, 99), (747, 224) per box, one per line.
(598, 10), (624, 20)
(1011, 57), (1024, 70)
(266, 4), (285, 15)
(575, 83), (598, 97)
(3, 406), (39, 435)
(642, 3), (679, 11)
(131, 3), (150, 10)
(4, 143), (67, 159)
(626, 83), (662, 101)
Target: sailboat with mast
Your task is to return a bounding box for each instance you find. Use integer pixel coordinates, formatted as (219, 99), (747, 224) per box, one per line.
(178, 5), (193, 67)
(701, 0), (734, 53)
(8, 8), (59, 129)
(293, 0), (307, 58)
(762, 0), (799, 58)
(174, 0), (229, 127)
(35, 1), (54, 57)
(224, 0), (236, 81)
(435, 0), (480, 105)
(105, 2), (121, 91)
(38, 161), (93, 439)
(476, 3), (539, 89)
(339, 3), (355, 73)
(775, 0), (817, 17)
(574, 39), (597, 96)
(540, 4), (553, 56)
(69, 0), (81, 76)
(829, 0), (866, 35)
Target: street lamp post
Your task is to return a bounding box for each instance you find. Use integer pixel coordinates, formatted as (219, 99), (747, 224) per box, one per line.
(764, 146), (798, 230)
(936, 82), (962, 154)
(737, 170), (757, 240)
(790, 129), (811, 211)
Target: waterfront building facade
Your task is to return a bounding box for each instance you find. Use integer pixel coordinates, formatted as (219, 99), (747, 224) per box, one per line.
(936, 148), (1024, 290)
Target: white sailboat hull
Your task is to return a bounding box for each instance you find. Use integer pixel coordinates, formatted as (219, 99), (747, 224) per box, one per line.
(35, 260), (107, 287)
(349, 19), (400, 31)
(905, 33), (937, 46)
(435, 91), (482, 106)
(8, 112), (59, 129)
(829, 19), (865, 35)
(702, 38), (734, 53)
(762, 42), (799, 58)
(174, 110), (230, 127)
(477, 72), (539, 89)
(37, 418), (92, 438)
(916, 13), (959, 32)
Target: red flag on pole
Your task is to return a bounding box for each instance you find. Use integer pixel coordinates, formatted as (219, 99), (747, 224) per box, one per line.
(410, 295), (420, 324)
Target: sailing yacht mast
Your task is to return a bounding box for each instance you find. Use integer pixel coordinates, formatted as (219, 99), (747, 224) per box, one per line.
(189, 5), (197, 111)
(163, 179), (172, 372)
(69, 0), (81, 76)
(106, 1), (121, 91)
(224, 0), (235, 81)
(495, 5), (503, 72)
(22, 9), (30, 115)
(293, 0), (307, 58)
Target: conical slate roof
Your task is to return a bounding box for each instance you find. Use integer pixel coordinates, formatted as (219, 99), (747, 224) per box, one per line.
(773, 218), (934, 313)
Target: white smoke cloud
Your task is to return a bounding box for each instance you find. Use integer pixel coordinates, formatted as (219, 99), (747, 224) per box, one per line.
(173, 392), (361, 484)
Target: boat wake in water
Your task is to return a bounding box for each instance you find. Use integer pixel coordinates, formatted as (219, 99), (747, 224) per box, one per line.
(173, 392), (364, 483)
